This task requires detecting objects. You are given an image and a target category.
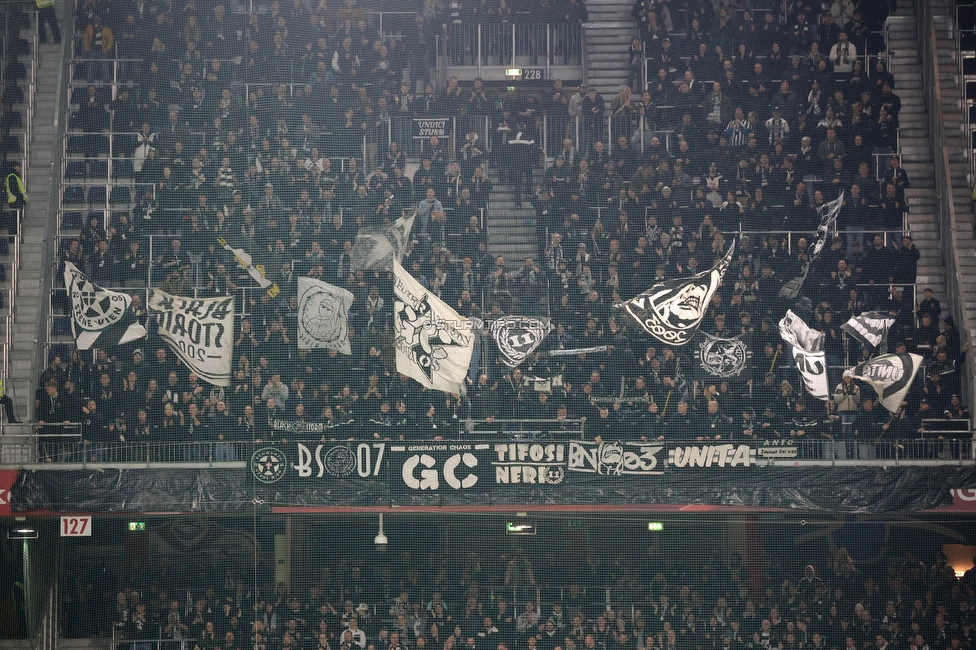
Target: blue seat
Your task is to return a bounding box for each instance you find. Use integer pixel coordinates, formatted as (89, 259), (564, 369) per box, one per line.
(2, 85), (24, 105)
(113, 159), (134, 178)
(69, 86), (87, 105)
(88, 160), (108, 178)
(1, 135), (22, 154)
(109, 185), (131, 204)
(5, 62), (26, 80)
(49, 344), (71, 364)
(52, 315), (72, 335)
(86, 185), (106, 205)
(61, 211), (84, 229)
(64, 161), (87, 180)
(63, 185), (85, 204)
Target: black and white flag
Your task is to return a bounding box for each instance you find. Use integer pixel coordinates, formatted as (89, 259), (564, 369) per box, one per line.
(791, 348), (830, 400)
(698, 333), (753, 378)
(778, 309), (824, 353)
(217, 236), (280, 298)
(847, 353), (924, 413)
(393, 260), (474, 393)
(297, 277), (355, 354)
(841, 311), (895, 348)
(149, 290), (236, 387)
(350, 211), (416, 272)
(780, 193), (844, 299)
(779, 310), (829, 399)
(63, 262), (148, 350)
(487, 316), (554, 367)
(616, 244), (734, 346)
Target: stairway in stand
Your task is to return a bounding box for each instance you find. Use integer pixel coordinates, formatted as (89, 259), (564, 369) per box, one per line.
(485, 168), (541, 269)
(886, 0), (949, 312)
(582, 0), (637, 98)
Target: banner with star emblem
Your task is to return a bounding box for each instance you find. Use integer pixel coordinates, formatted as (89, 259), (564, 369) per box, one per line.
(350, 211), (416, 272)
(697, 332), (753, 378)
(616, 245), (734, 346)
(393, 260), (475, 393)
(63, 262), (148, 350)
(297, 277), (355, 354)
(487, 316), (554, 368)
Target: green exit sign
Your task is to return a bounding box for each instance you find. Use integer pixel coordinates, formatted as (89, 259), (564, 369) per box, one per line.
(506, 522), (537, 535)
(647, 522), (664, 531)
(128, 522), (146, 532)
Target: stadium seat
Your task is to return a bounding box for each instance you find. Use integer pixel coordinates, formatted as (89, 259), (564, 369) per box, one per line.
(61, 211), (84, 229)
(113, 160), (134, 178)
(62, 185), (85, 204)
(68, 111), (85, 129)
(52, 315), (72, 335)
(109, 186), (131, 204)
(69, 87), (87, 105)
(0, 110), (21, 129)
(65, 135), (87, 154)
(49, 343), (71, 363)
(5, 62), (26, 81)
(86, 185), (107, 205)
(2, 134), (21, 154)
(2, 84), (24, 106)
(64, 161), (87, 180)
(88, 160), (108, 178)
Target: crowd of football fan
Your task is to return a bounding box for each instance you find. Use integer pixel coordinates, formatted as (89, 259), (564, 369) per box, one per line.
(99, 546), (976, 650)
(43, 0), (973, 450)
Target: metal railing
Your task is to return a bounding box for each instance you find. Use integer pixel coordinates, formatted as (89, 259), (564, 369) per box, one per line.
(0, 431), (971, 468)
(439, 22), (583, 78)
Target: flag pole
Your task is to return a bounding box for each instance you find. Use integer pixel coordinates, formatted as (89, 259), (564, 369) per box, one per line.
(661, 389), (672, 415)
(769, 349), (779, 374)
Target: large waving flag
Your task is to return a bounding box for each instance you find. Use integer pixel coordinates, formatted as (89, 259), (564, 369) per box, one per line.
(615, 244), (734, 345)
(780, 193), (843, 299)
(841, 311), (895, 348)
(216, 236), (280, 297)
(779, 310), (829, 400)
(350, 211), (416, 272)
(63, 262), (148, 350)
(847, 353), (924, 413)
(297, 277), (355, 354)
(149, 290), (235, 387)
(487, 316), (553, 368)
(393, 260), (474, 393)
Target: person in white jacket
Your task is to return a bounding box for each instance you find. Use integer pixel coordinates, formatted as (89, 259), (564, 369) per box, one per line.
(829, 31), (857, 74)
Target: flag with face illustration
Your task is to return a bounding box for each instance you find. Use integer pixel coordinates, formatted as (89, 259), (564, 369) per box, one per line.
(297, 277), (355, 354)
(615, 244), (734, 345)
(487, 316), (554, 367)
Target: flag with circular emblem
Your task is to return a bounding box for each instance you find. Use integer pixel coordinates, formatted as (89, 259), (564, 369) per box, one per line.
(63, 262), (148, 350)
(487, 316), (554, 368)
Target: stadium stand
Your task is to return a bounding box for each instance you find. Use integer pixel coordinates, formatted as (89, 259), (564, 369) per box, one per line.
(4, 0), (964, 465)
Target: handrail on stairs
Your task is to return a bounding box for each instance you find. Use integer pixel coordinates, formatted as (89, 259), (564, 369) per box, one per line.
(919, 0), (976, 426)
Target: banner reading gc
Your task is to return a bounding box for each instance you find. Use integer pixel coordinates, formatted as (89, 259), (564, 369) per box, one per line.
(149, 290), (235, 386)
